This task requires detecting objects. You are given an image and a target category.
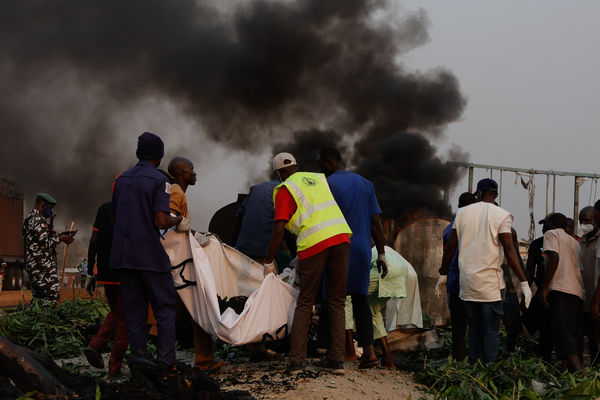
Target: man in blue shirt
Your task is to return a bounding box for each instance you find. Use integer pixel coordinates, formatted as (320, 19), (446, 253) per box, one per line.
(235, 180), (278, 260)
(318, 147), (387, 368)
(110, 132), (183, 370)
(436, 192), (476, 361)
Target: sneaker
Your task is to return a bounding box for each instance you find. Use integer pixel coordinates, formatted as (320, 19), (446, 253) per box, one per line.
(315, 359), (345, 375)
(83, 346), (104, 369)
(285, 362), (304, 374)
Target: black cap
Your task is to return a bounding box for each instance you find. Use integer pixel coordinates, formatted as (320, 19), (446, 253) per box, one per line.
(474, 178), (498, 194)
(136, 132), (164, 160)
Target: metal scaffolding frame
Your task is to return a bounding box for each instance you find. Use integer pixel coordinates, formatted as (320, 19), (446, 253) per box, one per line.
(447, 161), (600, 232)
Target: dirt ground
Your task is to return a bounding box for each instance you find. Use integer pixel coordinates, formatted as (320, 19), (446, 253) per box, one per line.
(214, 358), (428, 400)
(56, 351), (428, 400)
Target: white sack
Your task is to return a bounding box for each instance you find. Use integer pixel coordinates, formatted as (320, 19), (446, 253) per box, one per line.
(385, 260), (423, 329)
(164, 230), (298, 345)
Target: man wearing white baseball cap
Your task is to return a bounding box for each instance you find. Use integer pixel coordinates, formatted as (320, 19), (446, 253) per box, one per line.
(264, 152), (352, 375)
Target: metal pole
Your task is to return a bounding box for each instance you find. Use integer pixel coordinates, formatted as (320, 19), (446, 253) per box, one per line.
(574, 176), (580, 233)
(499, 170), (503, 206)
(545, 174), (549, 215)
(468, 167), (474, 193)
(552, 175), (556, 212)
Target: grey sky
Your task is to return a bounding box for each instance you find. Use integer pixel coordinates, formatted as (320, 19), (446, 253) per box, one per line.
(398, 1), (600, 238)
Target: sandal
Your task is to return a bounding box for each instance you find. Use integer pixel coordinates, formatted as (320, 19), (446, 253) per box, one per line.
(194, 360), (229, 371)
(358, 358), (380, 369)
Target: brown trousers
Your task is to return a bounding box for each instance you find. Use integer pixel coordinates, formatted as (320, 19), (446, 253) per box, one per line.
(289, 242), (350, 364)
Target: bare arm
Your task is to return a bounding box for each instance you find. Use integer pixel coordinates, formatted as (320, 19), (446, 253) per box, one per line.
(540, 251), (559, 298)
(264, 220), (286, 264)
(154, 211), (182, 230)
(371, 214), (386, 254)
(499, 233), (527, 282)
(511, 228), (525, 270)
(439, 229), (458, 275)
(371, 214), (388, 278)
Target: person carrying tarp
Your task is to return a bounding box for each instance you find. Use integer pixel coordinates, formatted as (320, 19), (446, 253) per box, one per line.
(166, 156), (227, 371)
(110, 132), (184, 374)
(263, 152), (352, 375)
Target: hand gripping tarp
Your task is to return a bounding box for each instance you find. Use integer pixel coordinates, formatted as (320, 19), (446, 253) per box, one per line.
(163, 230), (298, 345)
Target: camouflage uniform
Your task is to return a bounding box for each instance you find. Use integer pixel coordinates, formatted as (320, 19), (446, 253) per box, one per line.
(23, 209), (61, 303)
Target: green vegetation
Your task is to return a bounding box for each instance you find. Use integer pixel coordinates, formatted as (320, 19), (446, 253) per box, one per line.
(415, 330), (600, 399)
(0, 298), (109, 359)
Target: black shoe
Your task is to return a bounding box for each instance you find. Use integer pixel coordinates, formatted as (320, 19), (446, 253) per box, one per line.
(83, 346), (104, 369)
(314, 359), (345, 375)
(128, 350), (158, 368)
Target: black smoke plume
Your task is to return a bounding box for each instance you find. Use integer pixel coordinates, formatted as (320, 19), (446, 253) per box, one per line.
(0, 0), (466, 226)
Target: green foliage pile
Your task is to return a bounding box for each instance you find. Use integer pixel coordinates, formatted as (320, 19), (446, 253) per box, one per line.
(415, 330), (600, 399)
(0, 298), (109, 359)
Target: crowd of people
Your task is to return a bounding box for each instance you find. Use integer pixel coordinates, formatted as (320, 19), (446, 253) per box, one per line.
(20, 130), (599, 383)
(436, 178), (599, 372)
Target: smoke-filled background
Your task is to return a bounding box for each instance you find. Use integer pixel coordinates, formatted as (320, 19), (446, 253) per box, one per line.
(0, 0), (466, 233)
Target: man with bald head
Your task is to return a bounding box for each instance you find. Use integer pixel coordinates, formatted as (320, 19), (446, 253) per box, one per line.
(167, 157), (227, 371)
(579, 205), (600, 365)
(167, 157), (196, 220)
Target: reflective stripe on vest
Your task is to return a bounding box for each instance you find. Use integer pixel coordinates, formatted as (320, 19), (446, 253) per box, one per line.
(274, 172), (351, 252)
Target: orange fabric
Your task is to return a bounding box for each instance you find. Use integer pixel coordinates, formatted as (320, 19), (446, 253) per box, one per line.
(297, 233), (350, 260)
(169, 184), (189, 219)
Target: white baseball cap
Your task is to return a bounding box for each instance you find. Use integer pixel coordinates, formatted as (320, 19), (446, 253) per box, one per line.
(272, 152), (297, 171)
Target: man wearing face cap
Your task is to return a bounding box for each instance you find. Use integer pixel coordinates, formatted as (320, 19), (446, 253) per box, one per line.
(439, 178), (532, 364)
(23, 193), (74, 303)
(110, 132), (184, 371)
(264, 152), (352, 375)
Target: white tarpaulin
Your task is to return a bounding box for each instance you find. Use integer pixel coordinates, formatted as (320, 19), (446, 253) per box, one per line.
(385, 258), (423, 329)
(163, 230), (298, 345)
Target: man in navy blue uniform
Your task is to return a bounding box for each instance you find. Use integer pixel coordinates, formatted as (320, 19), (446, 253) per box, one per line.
(110, 132), (183, 370)
(318, 147), (387, 368)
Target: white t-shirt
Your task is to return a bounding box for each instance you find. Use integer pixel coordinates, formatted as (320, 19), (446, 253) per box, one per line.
(543, 228), (584, 300)
(453, 202), (512, 302)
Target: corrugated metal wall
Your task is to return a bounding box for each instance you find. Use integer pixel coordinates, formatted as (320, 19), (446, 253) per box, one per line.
(0, 178), (24, 258)
(0, 197), (24, 257)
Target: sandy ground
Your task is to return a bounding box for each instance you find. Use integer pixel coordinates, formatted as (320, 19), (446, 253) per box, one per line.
(56, 351), (428, 400)
(214, 358), (428, 400)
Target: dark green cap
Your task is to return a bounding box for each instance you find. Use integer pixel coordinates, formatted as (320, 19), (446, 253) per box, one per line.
(37, 193), (57, 205)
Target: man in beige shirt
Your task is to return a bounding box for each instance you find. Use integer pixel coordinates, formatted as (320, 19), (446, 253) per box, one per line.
(541, 213), (584, 372)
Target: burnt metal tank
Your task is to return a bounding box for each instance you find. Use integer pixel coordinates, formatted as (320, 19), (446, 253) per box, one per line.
(393, 217), (452, 326)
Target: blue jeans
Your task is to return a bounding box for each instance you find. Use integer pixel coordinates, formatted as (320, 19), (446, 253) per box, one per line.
(464, 298), (504, 364)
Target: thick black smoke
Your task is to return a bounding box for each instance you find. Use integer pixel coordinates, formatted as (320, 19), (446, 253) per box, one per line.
(0, 0), (466, 226)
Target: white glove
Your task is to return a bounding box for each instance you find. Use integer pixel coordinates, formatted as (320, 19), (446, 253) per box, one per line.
(194, 232), (211, 247)
(435, 275), (447, 298)
(263, 262), (277, 277)
(176, 217), (190, 232)
(520, 281), (533, 309)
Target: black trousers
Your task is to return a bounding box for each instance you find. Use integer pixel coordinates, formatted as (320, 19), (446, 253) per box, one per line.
(448, 292), (467, 361)
(318, 293), (374, 349)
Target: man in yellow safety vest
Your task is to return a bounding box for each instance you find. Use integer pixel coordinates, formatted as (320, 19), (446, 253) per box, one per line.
(264, 152), (352, 375)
